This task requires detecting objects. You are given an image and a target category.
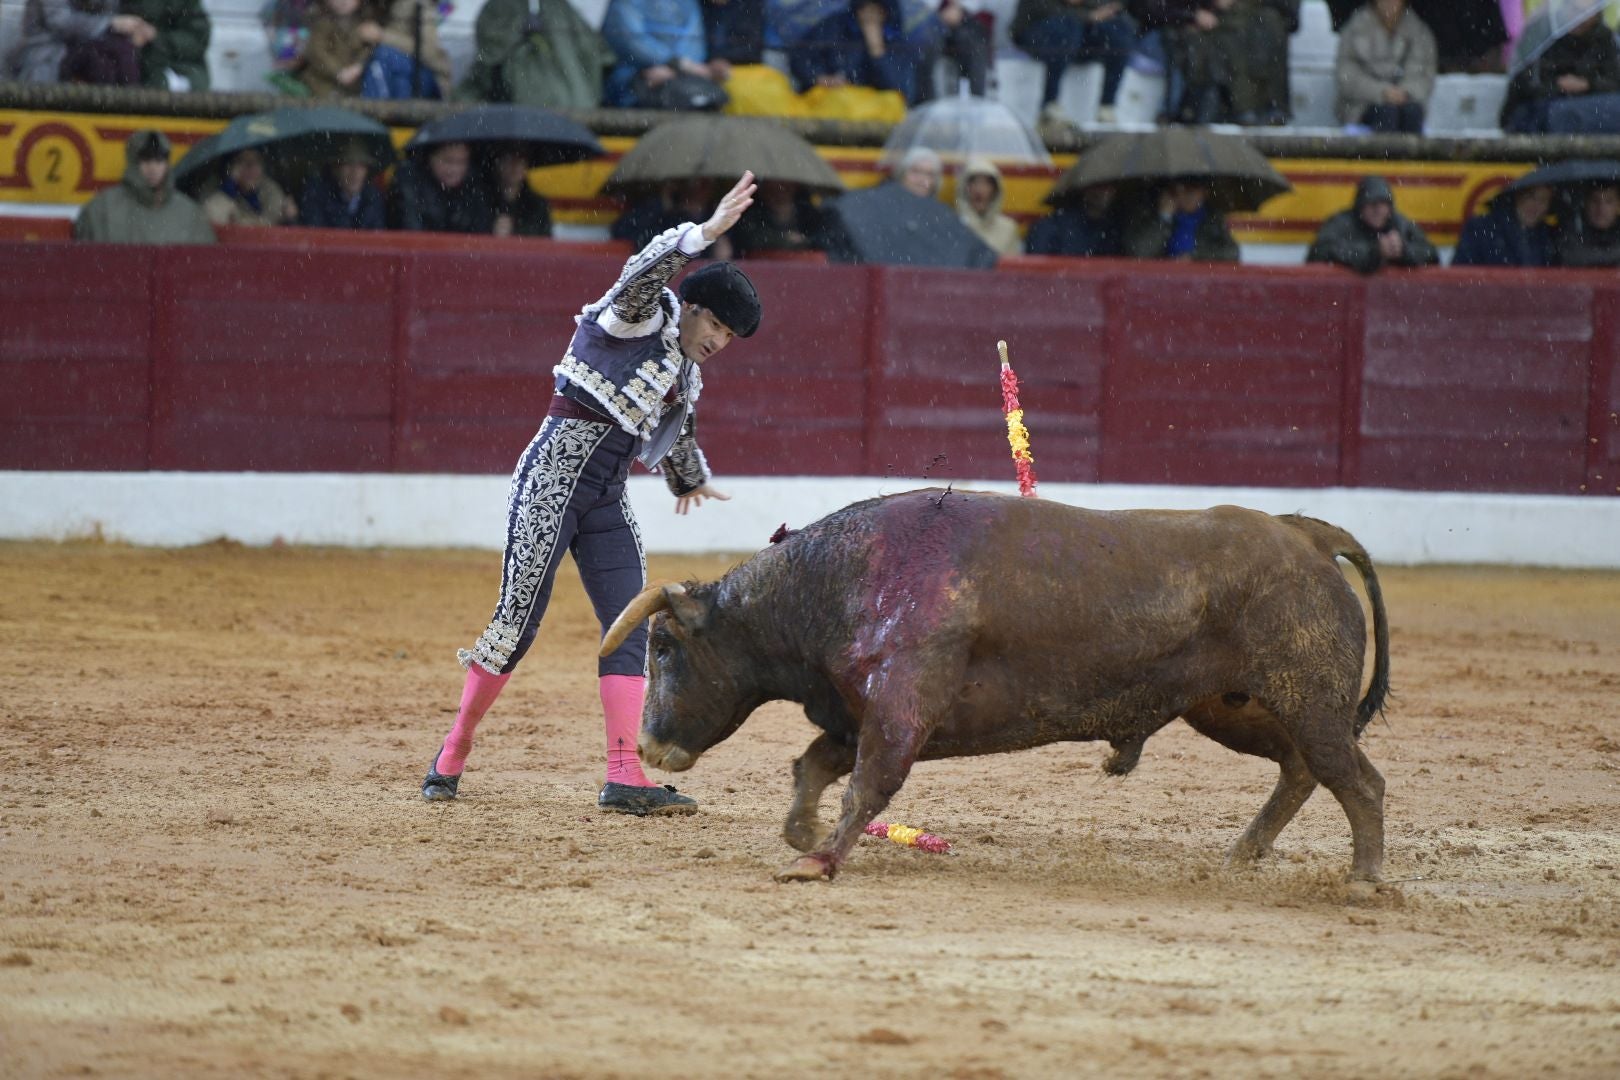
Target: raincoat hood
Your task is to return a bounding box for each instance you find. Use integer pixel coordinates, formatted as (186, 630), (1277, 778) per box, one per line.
(123, 130), (175, 209)
(955, 156), (1006, 221)
(1353, 176), (1395, 213)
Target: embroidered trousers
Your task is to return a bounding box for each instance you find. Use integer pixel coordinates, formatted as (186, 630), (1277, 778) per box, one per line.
(459, 417), (649, 678)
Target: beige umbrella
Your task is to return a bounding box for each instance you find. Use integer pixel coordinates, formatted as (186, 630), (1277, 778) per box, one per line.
(601, 115), (843, 195)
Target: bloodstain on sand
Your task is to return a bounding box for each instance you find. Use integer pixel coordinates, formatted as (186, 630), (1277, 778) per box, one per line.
(2, 541), (1619, 1078)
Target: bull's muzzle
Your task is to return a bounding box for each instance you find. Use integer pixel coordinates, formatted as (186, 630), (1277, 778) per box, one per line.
(638, 733), (696, 773)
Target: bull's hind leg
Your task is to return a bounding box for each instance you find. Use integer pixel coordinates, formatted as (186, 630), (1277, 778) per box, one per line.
(783, 733), (856, 853)
(1184, 696), (1317, 865)
(1292, 715), (1386, 883)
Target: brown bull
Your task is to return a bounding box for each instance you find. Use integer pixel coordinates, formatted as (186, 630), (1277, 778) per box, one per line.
(601, 489), (1391, 884)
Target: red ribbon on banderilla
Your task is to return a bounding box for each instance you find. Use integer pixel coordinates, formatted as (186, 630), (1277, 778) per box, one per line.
(863, 821), (952, 854)
(998, 340), (1038, 498)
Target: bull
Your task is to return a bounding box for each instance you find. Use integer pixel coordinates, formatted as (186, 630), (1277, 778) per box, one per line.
(600, 489), (1390, 885)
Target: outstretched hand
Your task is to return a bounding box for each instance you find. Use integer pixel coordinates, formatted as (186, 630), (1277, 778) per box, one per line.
(701, 172), (756, 243)
(674, 483), (731, 516)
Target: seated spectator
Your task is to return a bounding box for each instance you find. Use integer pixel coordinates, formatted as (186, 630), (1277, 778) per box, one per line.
(731, 179), (825, 255)
(611, 178), (730, 254)
(391, 142), (497, 232)
(603, 0), (730, 108)
(894, 146), (944, 198)
(1451, 184), (1554, 268)
(1136, 0), (1298, 126)
(1307, 175), (1437, 273)
(934, 0), (992, 99)
(364, 0), (452, 99)
(1012, 0), (1137, 125)
(1558, 184), (1620, 268)
(956, 157), (1022, 256)
(1024, 181), (1123, 256)
(299, 0), (372, 98)
(1334, 0), (1436, 134)
(6, 0), (148, 84)
(1502, 14), (1620, 135)
(772, 0), (944, 105)
(456, 0), (611, 110)
(261, 0), (318, 91)
(74, 129), (215, 244)
(489, 145), (553, 237)
(203, 148), (297, 227)
(703, 0), (765, 64)
(1123, 178), (1238, 261)
(119, 0), (212, 90)
(299, 140), (386, 229)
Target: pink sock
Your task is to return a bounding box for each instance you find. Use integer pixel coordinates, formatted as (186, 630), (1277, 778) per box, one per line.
(600, 674), (653, 787)
(436, 665), (511, 776)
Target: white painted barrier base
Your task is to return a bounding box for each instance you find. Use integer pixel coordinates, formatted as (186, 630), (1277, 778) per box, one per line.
(1, 471), (1615, 568)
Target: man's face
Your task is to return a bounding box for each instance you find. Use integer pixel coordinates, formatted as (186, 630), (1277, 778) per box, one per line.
(1374, 0), (1404, 22)
(1360, 199), (1393, 231)
(430, 143), (470, 189)
(496, 152), (528, 191)
(1170, 181), (1207, 215)
(326, 0), (359, 15)
(1081, 183), (1115, 218)
(679, 305), (736, 363)
(901, 159), (940, 198)
(137, 157), (168, 190)
(1515, 185), (1552, 227)
(966, 175), (997, 213)
(337, 160), (369, 197)
(230, 149), (265, 192)
(1586, 186), (1620, 231)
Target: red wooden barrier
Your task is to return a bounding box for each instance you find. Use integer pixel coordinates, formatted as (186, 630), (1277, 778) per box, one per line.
(1, 239), (1615, 497)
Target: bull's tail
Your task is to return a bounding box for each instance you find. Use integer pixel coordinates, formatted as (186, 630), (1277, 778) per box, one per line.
(1281, 515), (1390, 737)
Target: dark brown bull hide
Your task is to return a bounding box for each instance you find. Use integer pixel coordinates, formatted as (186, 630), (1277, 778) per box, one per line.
(601, 489), (1390, 884)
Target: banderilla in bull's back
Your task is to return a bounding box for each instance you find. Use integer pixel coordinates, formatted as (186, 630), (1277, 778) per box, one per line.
(602, 487), (1391, 890)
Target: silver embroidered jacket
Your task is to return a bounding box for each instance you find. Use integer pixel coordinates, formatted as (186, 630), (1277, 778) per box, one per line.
(553, 223), (712, 497)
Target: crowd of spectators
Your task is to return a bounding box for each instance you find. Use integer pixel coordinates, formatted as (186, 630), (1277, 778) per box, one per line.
(14, 0), (1616, 138)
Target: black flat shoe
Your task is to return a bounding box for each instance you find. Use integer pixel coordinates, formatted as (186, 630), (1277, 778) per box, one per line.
(422, 752), (460, 802)
(597, 782), (698, 816)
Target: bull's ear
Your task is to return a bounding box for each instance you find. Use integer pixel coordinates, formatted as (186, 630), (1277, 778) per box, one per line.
(664, 584), (710, 632)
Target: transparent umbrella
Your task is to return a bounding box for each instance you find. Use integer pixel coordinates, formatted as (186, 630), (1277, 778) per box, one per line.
(1510, 0), (1620, 75)
(878, 92), (1052, 169)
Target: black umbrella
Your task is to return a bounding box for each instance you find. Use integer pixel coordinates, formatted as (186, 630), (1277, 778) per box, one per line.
(1505, 159), (1620, 193)
(821, 182), (997, 269)
(1048, 126), (1290, 212)
(601, 115), (843, 195)
(405, 104), (604, 167)
(173, 106), (396, 196)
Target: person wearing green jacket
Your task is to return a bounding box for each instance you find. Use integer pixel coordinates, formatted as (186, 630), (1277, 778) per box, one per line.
(455, 0), (612, 111)
(74, 130), (217, 245)
(118, 0), (210, 90)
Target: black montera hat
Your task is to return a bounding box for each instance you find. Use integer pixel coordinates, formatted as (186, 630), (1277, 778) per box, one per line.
(678, 262), (761, 338)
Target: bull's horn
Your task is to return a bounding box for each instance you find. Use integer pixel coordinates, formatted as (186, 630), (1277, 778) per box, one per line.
(599, 583), (685, 657)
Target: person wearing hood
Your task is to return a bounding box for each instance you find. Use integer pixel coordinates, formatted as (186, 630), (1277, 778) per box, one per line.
(1558, 184), (1620, 268)
(956, 157), (1022, 257)
(202, 147), (296, 228)
(298, 140), (387, 230)
(1451, 183), (1554, 268)
(1025, 181), (1123, 257)
(1123, 177), (1239, 262)
(418, 172), (762, 818)
(1307, 175), (1437, 273)
(389, 141), (497, 233)
(74, 129), (216, 244)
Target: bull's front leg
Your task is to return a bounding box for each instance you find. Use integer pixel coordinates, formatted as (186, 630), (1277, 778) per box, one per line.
(783, 732), (856, 853)
(775, 690), (935, 883)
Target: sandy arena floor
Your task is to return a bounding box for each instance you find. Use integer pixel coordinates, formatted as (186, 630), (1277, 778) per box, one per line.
(2, 538), (1618, 1079)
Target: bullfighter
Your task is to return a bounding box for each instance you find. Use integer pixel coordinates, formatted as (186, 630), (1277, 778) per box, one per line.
(419, 171), (762, 817)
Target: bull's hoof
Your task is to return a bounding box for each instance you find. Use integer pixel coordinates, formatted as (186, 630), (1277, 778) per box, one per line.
(774, 854), (835, 883)
(1345, 878), (1381, 902)
(782, 821), (831, 853)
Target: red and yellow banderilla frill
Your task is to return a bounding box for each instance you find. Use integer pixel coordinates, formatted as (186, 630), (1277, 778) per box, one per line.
(864, 820), (952, 854)
(997, 340), (1037, 498)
